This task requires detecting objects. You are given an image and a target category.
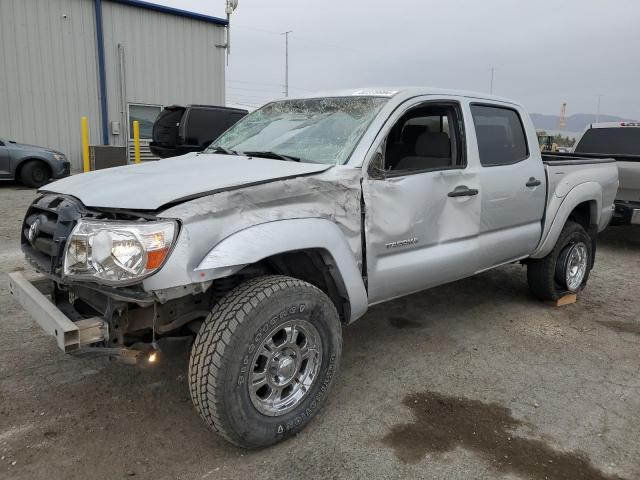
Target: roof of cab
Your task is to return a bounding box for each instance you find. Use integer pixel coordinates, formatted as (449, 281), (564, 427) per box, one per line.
(285, 87), (521, 106)
(589, 121), (640, 129)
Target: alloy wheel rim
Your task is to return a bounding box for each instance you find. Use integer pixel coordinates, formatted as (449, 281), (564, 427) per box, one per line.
(564, 242), (588, 292)
(248, 319), (322, 417)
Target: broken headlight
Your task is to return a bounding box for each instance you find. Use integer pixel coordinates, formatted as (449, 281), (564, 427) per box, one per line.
(63, 219), (177, 284)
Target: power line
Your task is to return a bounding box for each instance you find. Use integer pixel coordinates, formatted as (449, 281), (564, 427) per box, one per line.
(227, 79), (282, 87)
(227, 94), (280, 103)
(227, 85), (284, 94)
(227, 101), (261, 108)
(227, 90), (281, 99)
(232, 24), (368, 55)
(227, 79), (314, 92)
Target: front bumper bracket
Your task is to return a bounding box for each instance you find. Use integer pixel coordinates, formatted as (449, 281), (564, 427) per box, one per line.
(7, 271), (109, 353)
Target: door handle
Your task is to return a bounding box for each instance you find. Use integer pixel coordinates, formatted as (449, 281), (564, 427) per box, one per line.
(526, 177), (542, 187)
(448, 186), (479, 197)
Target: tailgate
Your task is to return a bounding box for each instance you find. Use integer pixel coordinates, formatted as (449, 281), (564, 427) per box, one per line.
(617, 161), (640, 202)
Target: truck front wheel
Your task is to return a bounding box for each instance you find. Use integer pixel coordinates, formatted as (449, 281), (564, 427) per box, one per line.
(188, 275), (342, 449)
(526, 221), (593, 301)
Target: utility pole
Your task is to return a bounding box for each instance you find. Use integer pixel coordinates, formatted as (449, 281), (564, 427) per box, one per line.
(595, 94), (604, 123)
(489, 67), (495, 95)
(281, 31), (293, 97)
(216, 0), (238, 66)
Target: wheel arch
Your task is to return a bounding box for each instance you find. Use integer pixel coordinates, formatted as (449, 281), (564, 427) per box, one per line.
(15, 157), (52, 181)
(194, 218), (368, 324)
(531, 182), (602, 259)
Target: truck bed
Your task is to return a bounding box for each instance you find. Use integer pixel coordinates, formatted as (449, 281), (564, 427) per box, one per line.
(538, 153), (620, 242)
(541, 152), (618, 165)
(544, 152), (639, 205)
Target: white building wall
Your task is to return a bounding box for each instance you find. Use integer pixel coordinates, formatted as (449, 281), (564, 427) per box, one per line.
(0, 0), (102, 171)
(0, 0), (226, 172)
(101, 1), (226, 150)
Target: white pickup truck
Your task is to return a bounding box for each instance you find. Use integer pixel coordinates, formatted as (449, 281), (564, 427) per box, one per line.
(8, 88), (618, 448)
(572, 121), (640, 225)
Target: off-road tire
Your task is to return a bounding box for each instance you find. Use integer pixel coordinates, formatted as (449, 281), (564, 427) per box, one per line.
(188, 275), (342, 449)
(20, 160), (50, 188)
(527, 221), (593, 301)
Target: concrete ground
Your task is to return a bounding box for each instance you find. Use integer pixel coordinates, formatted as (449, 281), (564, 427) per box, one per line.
(0, 183), (638, 480)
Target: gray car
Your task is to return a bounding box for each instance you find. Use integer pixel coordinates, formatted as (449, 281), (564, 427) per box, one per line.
(0, 138), (70, 187)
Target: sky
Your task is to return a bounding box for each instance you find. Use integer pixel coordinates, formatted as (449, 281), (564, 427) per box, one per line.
(158, 0), (640, 119)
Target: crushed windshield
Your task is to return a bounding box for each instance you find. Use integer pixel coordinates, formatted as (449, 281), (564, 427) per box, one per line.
(206, 96), (388, 164)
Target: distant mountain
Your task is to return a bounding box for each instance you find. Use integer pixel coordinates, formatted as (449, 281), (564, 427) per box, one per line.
(530, 113), (637, 134)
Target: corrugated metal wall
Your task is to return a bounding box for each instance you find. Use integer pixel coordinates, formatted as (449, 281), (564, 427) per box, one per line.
(0, 0), (102, 171)
(101, 1), (226, 151)
(0, 0), (225, 172)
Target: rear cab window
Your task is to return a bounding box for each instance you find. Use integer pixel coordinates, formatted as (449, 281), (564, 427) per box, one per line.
(574, 127), (640, 155)
(471, 104), (529, 166)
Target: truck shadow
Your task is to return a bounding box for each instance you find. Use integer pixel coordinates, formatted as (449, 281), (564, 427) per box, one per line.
(383, 391), (626, 480)
(368, 264), (531, 331)
(598, 225), (640, 249)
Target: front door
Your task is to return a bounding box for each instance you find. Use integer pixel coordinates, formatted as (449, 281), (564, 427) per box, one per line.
(363, 100), (482, 304)
(0, 141), (10, 177)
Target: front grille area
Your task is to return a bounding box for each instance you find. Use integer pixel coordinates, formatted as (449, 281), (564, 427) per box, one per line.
(21, 195), (84, 276)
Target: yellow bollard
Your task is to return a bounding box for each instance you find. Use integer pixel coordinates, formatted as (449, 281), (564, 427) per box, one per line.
(133, 120), (141, 164)
(81, 116), (90, 172)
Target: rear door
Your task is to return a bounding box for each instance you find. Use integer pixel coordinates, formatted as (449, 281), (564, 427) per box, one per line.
(470, 103), (546, 270)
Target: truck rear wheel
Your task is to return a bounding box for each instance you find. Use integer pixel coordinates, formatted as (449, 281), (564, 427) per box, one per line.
(526, 221), (593, 301)
(188, 275), (342, 449)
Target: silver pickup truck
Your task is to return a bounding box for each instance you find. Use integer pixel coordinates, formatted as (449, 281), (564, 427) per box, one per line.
(8, 88), (618, 448)
(572, 121), (640, 225)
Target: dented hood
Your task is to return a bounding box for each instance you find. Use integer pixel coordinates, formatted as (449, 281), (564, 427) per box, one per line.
(43, 153), (332, 210)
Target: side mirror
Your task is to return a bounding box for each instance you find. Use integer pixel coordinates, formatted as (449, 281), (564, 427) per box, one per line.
(368, 151), (386, 180)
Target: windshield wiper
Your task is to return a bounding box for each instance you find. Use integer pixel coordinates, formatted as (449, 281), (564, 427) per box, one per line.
(209, 146), (237, 155)
(241, 150), (301, 162)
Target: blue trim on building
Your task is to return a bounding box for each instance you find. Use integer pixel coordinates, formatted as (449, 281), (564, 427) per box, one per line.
(94, 0), (110, 145)
(109, 0), (228, 26)
(91, 0), (226, 146)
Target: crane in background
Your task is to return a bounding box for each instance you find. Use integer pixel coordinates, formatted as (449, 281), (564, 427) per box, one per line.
(558, 102), (567, 130)
(538, 102), (571, 153)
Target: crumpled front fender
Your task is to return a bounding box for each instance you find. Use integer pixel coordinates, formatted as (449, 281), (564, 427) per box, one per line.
(194, 218), (368, 323)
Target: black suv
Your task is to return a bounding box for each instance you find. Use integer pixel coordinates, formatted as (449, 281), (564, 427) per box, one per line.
(150, 105), (247, 159)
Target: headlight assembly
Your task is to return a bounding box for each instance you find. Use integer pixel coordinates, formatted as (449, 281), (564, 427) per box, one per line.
(63, 219), (177, 284)
(52, 153), (66, 162)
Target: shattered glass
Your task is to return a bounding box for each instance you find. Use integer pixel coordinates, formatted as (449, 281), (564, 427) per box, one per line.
(207, 96), (388, 165)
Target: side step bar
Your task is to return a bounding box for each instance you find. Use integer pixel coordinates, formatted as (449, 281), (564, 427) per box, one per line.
(7, 272), (109, 353)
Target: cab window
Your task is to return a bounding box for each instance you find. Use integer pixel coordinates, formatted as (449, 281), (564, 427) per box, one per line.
(471, 105), (528, 166)
(382, 104), (465, 174)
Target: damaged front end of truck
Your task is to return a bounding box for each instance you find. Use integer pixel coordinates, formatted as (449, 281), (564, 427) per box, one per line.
(8, 164), (366, 364)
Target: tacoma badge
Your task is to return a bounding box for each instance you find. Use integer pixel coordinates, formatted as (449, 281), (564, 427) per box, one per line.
(385, 238), (418, 249)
